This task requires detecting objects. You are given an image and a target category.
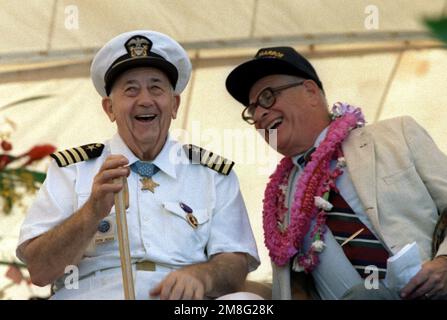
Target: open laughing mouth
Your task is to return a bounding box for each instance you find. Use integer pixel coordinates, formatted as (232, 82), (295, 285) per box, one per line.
(266, 117), (283, 130)
(134, 114), (158, 122)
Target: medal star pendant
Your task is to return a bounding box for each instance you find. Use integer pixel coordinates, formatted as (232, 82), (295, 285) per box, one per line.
(140, 177), (159, 193)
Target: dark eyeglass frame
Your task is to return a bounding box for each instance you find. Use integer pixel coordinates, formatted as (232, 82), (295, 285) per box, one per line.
(242, 81), (305, 124)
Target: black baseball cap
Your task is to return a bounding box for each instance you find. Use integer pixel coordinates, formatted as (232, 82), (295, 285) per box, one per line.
(225, 46), (323, 106)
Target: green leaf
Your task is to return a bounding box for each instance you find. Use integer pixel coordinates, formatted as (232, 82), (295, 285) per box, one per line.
(2, 168), (46, 183)
(424, 17), (447, 44)
(24, 170), (46, 183)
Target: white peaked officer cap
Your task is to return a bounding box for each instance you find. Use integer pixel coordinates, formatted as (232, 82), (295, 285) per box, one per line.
(91, 30), (192, 97)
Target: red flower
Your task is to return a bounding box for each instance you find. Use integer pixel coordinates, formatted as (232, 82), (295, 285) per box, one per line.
(1, 140), (12, 151)
(23, 144), (56, 165)
(0, 155), (13, 169)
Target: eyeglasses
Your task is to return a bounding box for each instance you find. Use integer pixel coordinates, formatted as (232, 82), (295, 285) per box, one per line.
(242, 81), (304, 124)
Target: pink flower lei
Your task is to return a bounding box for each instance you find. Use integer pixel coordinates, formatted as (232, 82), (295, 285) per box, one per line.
(262, 102), (365, 272)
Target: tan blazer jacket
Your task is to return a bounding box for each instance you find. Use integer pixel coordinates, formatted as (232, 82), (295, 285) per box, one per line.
(343, 116), (447, 260)
(272, 116), (447, 299)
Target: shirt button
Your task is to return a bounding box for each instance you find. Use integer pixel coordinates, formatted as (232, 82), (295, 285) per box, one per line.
(143, 215), (150, 221)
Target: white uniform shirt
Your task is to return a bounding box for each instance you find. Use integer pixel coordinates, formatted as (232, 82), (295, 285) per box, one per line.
(17, 134), (260, 285)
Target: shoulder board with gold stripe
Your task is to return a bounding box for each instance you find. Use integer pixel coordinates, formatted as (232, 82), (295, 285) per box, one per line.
(183, 144), (235, 176)
(50, 143), (104, 167)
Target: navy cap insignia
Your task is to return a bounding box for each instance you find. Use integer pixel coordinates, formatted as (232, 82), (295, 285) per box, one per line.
(183, 144), (235, 175)
(125, 35), (152, 58)
(51, 143), (104, 167)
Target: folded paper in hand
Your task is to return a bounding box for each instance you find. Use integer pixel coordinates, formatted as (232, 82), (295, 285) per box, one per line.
(384, 242), (422, 291)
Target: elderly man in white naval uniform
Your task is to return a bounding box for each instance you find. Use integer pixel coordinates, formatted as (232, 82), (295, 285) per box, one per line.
(16, 30), (260, 300)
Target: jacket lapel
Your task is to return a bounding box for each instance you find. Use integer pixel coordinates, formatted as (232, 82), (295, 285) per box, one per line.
(342, 128), (381, 233)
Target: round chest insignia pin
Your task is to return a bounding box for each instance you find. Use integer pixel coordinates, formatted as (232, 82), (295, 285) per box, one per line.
(179, 202), (198, 229)
(98, 220), (111, 233)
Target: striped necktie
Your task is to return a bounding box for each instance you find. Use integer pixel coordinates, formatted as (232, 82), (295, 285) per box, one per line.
(326, 191), (389, 278)
(297, 147), (389, 278)
(297, 147), (316, 167)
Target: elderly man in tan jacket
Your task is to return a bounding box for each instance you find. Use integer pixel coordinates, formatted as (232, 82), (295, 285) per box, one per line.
(225, 46), (447, 300)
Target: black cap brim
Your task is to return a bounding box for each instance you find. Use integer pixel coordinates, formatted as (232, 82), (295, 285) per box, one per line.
(226, 58), (319, 107)
(105, 57), (178, 95)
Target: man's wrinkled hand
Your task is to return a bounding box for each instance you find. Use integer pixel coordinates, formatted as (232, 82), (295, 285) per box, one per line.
(87, 155), (129, 219)
(150, 269), (206, 300)
(400, 255), (447, 300)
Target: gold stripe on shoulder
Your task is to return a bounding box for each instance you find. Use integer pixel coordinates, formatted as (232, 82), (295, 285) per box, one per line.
(75, 146), (89, 160)
(67, 148), (82, 163)
(50, 152), (67, 167)
(51, 143), (104, 167)
(61, 150), (76, 165)
(182, 144), (234, 175)
(221, 159), (235, 175)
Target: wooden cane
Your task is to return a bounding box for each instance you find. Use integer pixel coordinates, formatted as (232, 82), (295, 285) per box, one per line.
(113, 176), (135, 300)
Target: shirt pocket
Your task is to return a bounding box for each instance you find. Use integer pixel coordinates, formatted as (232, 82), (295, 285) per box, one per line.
(75, 193), (90, 211)
(382, 165), (416, 185)
(379, 165), (433, 218)
(161, 201), (211, 254)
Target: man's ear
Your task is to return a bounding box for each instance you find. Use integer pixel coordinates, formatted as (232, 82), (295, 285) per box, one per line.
(102, 97), (115, 122)
(302, 80), (321, 106)
(171, 95), (181, 119)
